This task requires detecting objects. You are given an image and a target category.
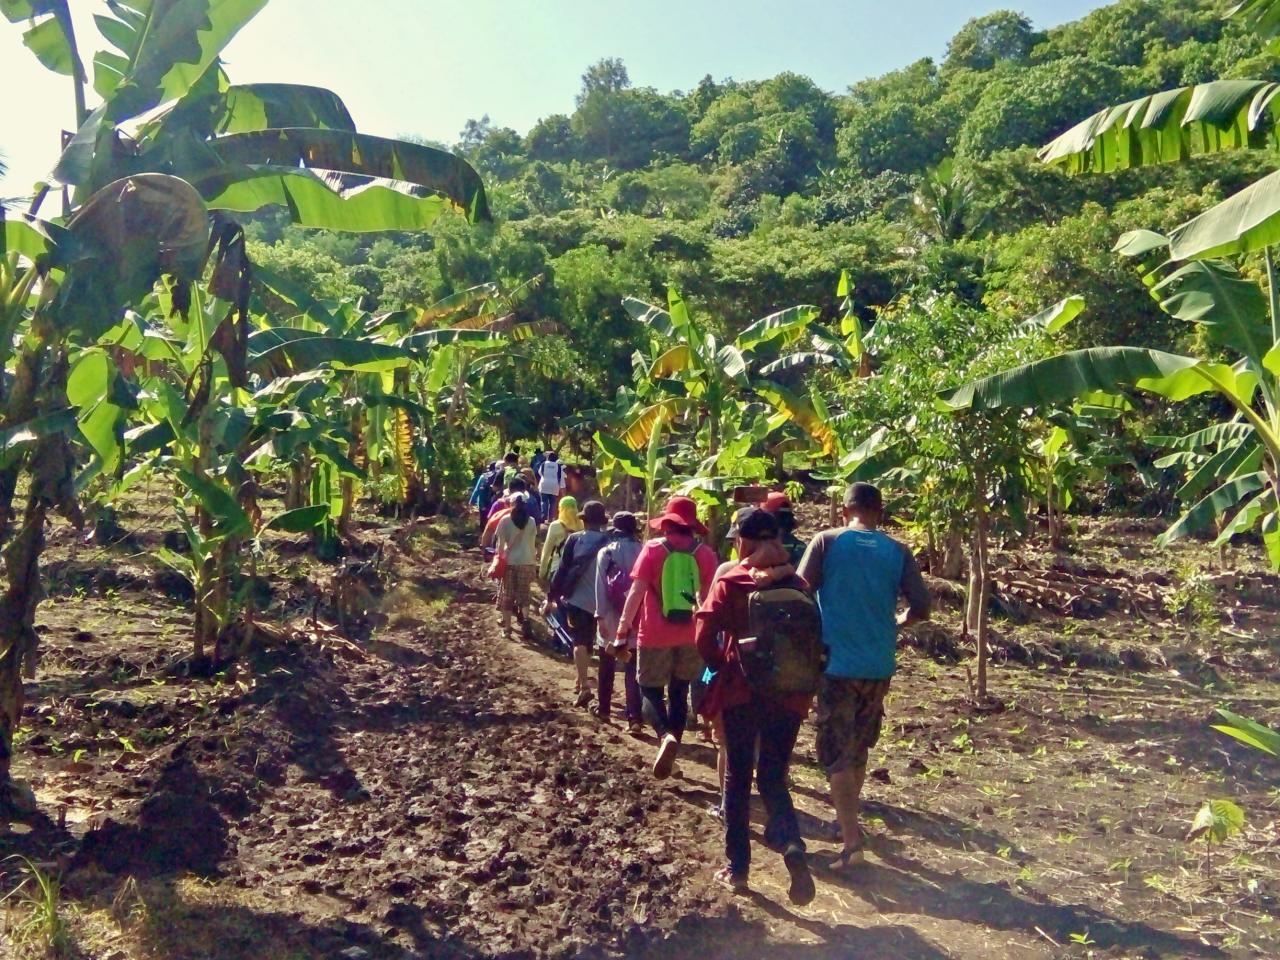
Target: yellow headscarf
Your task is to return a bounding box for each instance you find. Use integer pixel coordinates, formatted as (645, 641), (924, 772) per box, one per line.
(558, 496), (584, 532)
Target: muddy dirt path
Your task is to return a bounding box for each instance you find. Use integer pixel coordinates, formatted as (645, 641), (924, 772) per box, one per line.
(6, 517), (1277, 959)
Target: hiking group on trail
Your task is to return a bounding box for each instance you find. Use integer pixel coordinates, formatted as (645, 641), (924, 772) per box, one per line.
(473, 452), (932, 906)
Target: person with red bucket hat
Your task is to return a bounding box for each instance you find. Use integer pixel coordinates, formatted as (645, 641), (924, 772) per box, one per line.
(616, 496), (719, 778)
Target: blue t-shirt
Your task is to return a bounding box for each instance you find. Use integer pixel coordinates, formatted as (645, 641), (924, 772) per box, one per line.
(797, 527), (928, 680)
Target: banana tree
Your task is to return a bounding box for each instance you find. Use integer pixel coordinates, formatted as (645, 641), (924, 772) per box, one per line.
(939, 285), (1280, 569)
(0, 1), (488, 813)
(605, 288), (820, 524)
(960, 0), (1280, 570)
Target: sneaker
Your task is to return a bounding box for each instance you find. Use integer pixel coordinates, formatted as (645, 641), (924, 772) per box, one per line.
(784, 844), (815, 906)
(653, 734), (679, 779)
(574, 689), (593, 709)
(627, 721), (645, 737)
(714, 865), (749, 894)
(708, 803), (724, 822)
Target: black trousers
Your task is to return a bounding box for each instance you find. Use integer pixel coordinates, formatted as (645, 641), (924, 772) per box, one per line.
(722, 696), (805, 875)
(641, 681), (689, 740)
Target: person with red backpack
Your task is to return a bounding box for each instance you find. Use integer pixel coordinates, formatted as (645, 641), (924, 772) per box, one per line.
(594, 512), (644, 731)
(615, 496), (719, 779)
(695, 507), (819, 903)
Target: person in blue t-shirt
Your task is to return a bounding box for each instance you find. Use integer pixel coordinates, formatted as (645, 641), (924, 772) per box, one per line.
(796, 482), (931, 870)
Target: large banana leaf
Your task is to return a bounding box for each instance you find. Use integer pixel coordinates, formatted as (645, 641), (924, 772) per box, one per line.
(59, 174), (209, 339)
(0, 0), (79, 75)
(650, 345), (691, 378)
(1038, 80), (1280, 174)
(248, 329), (410, 371)
(1158, 472), (1269, 544)
(93, 0), (269, 120)
(1176, 439), (1262, 502)
(1, 209), (66, 264)
(147, 81), (358, 141)
(398, 329), (501, 353)
(198, 83), (355, 136)
(1015, 296), (1086, 336)
(1167, 168), (1280, 260)
(1155, 422), (1256, 452)
(623, 297), (680, 340)
(195, 166), (472, 232)
(757, 383), (837, 457)
(414, 283), (503, 327)
(1231, 0), (1280, 51)
(1116, 231), (1272, 365)
(595, 431), (645, 479)
(198, 129), (490, 222)
(620, 400), (684, 450)
(938, 347), (1204, 411)
(735, 305), (818, 351)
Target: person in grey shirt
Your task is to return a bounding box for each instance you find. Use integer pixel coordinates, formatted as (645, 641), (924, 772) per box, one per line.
(594, 512), (644, 728)
(545, 501), (612, 708)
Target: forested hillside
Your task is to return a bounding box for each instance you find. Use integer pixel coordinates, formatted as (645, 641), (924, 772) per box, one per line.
(248, 0), (1279, 438)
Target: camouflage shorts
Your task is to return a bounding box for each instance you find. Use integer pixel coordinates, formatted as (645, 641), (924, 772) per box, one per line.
(815, 676), (892, 774)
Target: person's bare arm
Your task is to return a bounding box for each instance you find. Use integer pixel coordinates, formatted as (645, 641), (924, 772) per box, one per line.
(616, 578), (645, 638)
(694, 582), (729, 669)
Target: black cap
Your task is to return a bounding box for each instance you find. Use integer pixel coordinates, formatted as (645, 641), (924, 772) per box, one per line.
(581, 500), (608, 526)
(725, 506), (754, 541)
(844, 482), (883, 512)
(612, 511), (640, 536)
(730, 507), (779, 541)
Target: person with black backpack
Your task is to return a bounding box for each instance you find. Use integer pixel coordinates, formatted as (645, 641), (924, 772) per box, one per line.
(694, 507), (819, 903)
(545, 501), (612, 708)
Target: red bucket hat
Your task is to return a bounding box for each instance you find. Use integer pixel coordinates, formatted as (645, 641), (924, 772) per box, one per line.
(649, 496), (708, 536)
(763, 492), (792, 513)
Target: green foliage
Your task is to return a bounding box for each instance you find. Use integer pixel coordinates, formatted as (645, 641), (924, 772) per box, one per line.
(945, 11), (1040, 72)
(1188, 798), (1245, 845)
(1213, 708), (1280, 757)
(958, 57), (1131, 159)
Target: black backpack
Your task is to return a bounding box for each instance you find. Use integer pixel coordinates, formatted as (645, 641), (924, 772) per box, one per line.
(551, 530), (611, 601)
(740, 587), (827, 697)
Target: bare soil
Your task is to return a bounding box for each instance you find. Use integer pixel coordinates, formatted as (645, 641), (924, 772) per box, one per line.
(1, 493), (1278, 959)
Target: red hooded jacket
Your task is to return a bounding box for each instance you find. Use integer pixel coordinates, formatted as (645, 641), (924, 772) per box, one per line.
(693, 548), (814, 719)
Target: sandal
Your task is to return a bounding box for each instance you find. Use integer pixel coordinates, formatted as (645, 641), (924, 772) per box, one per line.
(830, 840), (866, 873)
(714, 865), (749, 893)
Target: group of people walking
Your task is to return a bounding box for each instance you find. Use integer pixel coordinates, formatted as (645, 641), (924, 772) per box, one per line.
(472, 452), (932, 905)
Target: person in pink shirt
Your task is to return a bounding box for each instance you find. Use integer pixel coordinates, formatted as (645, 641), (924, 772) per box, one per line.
(616, 496), (719, 779)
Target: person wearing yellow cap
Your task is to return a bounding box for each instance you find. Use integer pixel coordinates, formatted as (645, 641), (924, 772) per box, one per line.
(539, 495), (584, 583)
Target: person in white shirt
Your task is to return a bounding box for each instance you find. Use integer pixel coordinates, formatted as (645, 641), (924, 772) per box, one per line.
(536, 451), (566, 520)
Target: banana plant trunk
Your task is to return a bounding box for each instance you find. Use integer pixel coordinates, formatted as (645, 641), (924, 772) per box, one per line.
(0, 342), (78, 811)
(192, 411), (218, 665)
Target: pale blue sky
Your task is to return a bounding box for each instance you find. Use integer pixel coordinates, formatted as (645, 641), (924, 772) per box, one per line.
(1, 0), (1105, 193)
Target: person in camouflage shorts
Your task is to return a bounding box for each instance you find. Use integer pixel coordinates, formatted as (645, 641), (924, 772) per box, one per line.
(797, 483), (931, 869)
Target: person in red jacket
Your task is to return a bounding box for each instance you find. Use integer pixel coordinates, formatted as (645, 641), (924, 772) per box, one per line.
(694, 507), (815, 905)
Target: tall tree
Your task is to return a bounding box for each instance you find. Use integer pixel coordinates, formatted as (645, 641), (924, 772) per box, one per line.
(577, 57), (631, 105)
(944, 11), (1039, 71)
